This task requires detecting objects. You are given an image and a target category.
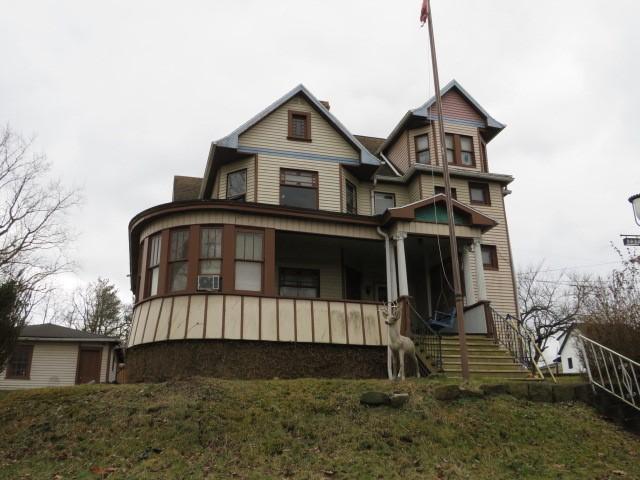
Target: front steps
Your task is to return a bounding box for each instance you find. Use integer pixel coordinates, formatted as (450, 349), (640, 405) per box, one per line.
(438, 335), (532, 379)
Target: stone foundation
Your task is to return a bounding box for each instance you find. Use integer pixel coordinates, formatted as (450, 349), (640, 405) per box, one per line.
(126, 340), (387, 382)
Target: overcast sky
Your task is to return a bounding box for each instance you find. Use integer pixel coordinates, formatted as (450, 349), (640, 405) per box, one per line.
(1, 0), (638, 307)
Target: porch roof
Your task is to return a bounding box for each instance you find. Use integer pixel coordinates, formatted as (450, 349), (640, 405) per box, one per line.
(381, 194), (497, 232)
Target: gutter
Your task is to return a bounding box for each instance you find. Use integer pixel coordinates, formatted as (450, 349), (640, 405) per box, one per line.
(376, 226), (394, 380)
(376, 164), (514, 185)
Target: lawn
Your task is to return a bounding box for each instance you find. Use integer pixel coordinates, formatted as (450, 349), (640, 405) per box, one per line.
(0, 378), (638, 479)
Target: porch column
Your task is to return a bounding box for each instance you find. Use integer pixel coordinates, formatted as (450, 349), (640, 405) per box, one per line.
(462, 245), (475, 305)
(394, 232), (409, 298)
(473, 238), (488, 301)
(389, 241), (399, 301)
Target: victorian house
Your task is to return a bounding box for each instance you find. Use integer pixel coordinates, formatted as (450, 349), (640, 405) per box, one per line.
(126, 81), (524, 380)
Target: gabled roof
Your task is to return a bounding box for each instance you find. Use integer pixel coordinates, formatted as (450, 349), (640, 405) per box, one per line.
(411, 79), (505, 129)
(379, 79), (505, 155)
(19, 323), (120, 343)
(214, 84), (380, 167)
(381, 193), (497, 231)
(557, 324), (581, 355)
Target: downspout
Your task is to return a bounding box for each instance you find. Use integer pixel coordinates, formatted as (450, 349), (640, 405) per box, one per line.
(376, 225), (394, 380)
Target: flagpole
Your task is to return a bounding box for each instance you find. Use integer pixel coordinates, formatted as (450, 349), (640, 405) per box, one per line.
(424, 0), (470, 381)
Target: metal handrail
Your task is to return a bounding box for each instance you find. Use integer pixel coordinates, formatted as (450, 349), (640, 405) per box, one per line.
(488, 307), (548, 380)
(407, 302), (442, 370)
(579, 334), (640, 412)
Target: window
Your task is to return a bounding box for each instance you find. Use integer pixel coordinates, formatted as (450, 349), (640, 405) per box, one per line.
(168, 229), (189, 292)
(146, 234), (161, 297)
(567, 358), (574, 370)
(235, 231), (263, 292)
(469, 182), (491, 205)
(279, 268), (320, 298)
(200, 227), (222, 276)
(5, 345), (33, 380)
(345, 180), (357, 214)
(288, 110), (311, 141)
(481, 245), (498, 270)
(280, 169), (318, 209)
(374, 192), (396, 215)
(415, 134), (430, 164)
(434, 186), (457, 199)
(445, 133), (475, 167)
(227, 169), (247, 201)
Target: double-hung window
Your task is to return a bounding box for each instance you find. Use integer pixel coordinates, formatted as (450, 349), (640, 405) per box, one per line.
(434, 185), (457, 199)
(168, 229), (189, 292)
(235, 231), (263, 292)
(200, 227), (222, 276)
(280, 169), (318, 209)
(147, 234), (161, 297)
(373, 192), (395, 215)
(227, 169), (247, 201)
(445, 133), (475, 167)
(415, 134), (430, 164)
(481, 245), (499, 270)
(5, 345), (33, 380)
(345, 180), (357, 214)
(279, 268), (320, 298)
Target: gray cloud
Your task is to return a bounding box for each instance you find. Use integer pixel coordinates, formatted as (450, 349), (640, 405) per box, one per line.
(1, 0), (638, 306)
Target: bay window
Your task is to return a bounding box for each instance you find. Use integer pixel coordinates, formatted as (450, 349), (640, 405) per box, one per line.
(200, 227), (222, 276)
(146, 234), (161, 297)
(168, 229), (189, 292)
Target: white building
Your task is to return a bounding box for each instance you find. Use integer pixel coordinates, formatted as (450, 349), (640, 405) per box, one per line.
(557, 326), (585, 374)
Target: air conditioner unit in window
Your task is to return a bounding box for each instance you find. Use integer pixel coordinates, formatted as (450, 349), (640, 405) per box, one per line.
(197, 274), (221, 291)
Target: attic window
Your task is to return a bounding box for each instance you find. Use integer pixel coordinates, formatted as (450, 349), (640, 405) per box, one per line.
(288, 111), (311, 141)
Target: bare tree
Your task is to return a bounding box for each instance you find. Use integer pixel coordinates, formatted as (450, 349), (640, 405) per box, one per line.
(0, 126), (79, 362)
(66, 278), (131, 340)
(0, 280), (23, 368)
(581, 246), (640, 361)
(518, 264), (590, 360)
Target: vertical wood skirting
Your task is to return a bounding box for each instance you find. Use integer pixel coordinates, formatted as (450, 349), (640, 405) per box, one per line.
(376, 306), (383, 346)
(183, 295), (192, 339)
(327, 301), (332, 343)
(258, 296), (262, 340)
(293, 298), (298, 342)
(276, 299), (280, 341)
(129, 307), (142, 347)
(343, 302), (349, 344)
(141, 299), (152, 343)
(165, 297), (175, 340)
(360, 303), (366, 344)
(222, 225), (236, 293)
(203, 295), (209, 339)
(310, 301), (315, 343)
(263, 228), (276, 296)
(158, 230), (171, 295)
(221, 294), (227, 339)
(153, 298), (164, 342)
(240, 295), (245, 340)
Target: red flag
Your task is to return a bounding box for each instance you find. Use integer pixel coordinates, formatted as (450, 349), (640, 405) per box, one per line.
(420, 0), (430, 25)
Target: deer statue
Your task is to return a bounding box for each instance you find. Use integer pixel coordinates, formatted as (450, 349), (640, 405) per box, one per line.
(381, 300), (421, 380)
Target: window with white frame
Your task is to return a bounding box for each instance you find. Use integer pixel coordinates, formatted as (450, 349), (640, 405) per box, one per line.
(235, 231), (264, 292)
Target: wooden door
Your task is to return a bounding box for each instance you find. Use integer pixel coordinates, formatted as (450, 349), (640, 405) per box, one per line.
(76, 348), (102, 384)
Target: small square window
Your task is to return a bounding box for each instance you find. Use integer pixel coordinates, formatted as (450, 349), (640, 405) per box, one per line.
(469, 182), (490, 205)
(374, 192), (395, 215)
(288, 111), (311, 141)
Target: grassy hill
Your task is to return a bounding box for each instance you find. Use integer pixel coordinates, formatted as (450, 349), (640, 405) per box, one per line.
(1, 378), (639, 479)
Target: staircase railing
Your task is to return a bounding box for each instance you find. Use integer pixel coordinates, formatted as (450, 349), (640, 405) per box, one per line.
(488, 307), (554, 381)
(579, 334), (640, 412)
(407, 302), (442, 370)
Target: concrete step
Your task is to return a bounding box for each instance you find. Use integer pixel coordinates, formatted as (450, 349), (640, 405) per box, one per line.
(442, 355), (515, 363)
(443, 362), (522, 371)
(445, 369), (531, 378)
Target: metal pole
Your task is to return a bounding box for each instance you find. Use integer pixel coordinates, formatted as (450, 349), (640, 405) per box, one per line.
(425, 0), (470, 380)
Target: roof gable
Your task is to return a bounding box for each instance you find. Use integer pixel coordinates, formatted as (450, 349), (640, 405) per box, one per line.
(215, 84), (380, 167)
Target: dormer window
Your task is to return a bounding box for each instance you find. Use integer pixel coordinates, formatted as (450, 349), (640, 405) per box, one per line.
(227, 169), (247, 201)
(415, 134), (430, 164)
(288, 111), (311, 141)
(445, 133), (475, 167)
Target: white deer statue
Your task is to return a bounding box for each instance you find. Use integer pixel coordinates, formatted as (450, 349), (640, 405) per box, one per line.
(381, 301), (420, 380)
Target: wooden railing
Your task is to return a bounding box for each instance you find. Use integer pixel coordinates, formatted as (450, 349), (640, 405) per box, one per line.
(127, 293), (388, 348)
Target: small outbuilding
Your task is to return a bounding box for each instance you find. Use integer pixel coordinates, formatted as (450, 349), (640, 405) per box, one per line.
(0, 324), (121, 390)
